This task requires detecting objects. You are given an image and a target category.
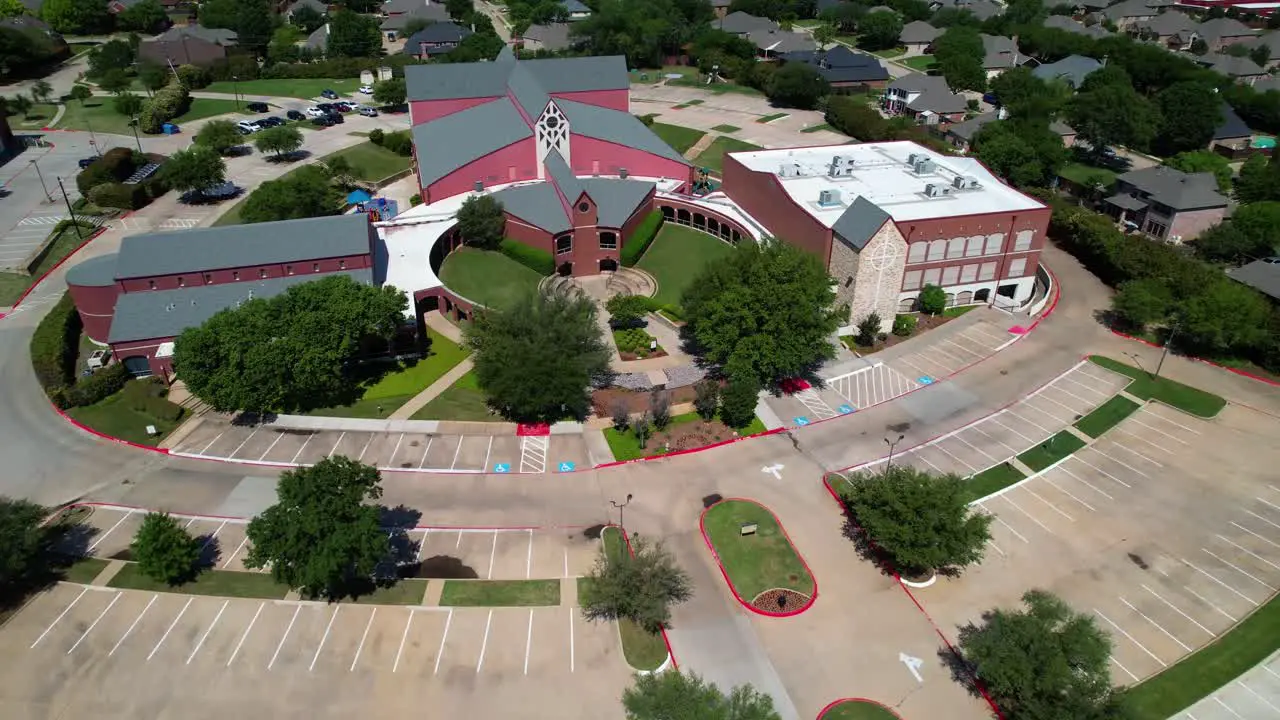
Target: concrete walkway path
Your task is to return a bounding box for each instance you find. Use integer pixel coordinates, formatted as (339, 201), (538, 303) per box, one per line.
(424, 310), (463, 343)
(683, 132), (716, 160)
(389, 358), (473, 420)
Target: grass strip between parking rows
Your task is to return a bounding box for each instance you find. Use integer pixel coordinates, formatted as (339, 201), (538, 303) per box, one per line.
(1089, 355), (1226, 418)
(438, 579), (560, 607)
(108, 563), (291, 599)
(63, 556), (110, 585)
(962, 462), (1026, 503)
(1015, 430), (1086, 473)
(1073, 395), (1141, 438)
(1124, 592), (1280, 719)
(599, 527), (668, 671)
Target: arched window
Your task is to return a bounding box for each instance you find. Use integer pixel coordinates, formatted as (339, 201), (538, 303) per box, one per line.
(927, 239), (946, 261)
(907, 242), (927, 263)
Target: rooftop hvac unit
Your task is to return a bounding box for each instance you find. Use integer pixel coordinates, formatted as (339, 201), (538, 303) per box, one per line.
(907, 152), (924, 165)
(913, 158), (935, 175)
(817, 188), (841, 207)
(827, 155), (853, 177)
(923, 183), (946, 197)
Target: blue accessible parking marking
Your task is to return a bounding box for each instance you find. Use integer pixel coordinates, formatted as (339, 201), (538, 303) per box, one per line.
(557, 461), (576, 472)
(917, 376), (935, 385)
(493, 463), (511, 473)
(793, 416), (811, 426)
(838, 404), (855, 414)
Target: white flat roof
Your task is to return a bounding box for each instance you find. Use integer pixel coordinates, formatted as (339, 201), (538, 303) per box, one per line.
(728, 141), (1044, 225)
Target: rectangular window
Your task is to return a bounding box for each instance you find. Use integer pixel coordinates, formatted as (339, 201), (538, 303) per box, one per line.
(148, 279), (156, 290)
(259, 268), (267, 279)
(927, 240), (946, 261)
(203, 273), (212, 284)
(1144, 220), (1168, 239)
(941, 266), (960, 285)
(984, 233), (1003, 255)
(960, 264), (978, 283)
(1013, 229), (1034, 252)
(965, 236), (984, 257)
(599, 234), (617, 250)
(556, 236), (572, 255)
(946, 237), (965, 259)
(922, 267), (941, 286)
(1007, 258), (1027, 278)
(313, 263), (320, 272)
(908, 243), (927, 263)
(902, 270), (922, 290)
(233, 271), (240, 281)
(339, 260), (346, 269)
(978, 262), (996, 281)
(177, 276), (184, 287)
(286, 265), (293, 275)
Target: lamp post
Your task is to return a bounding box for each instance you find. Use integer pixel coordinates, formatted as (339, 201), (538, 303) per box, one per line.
(1155, 323), (1179, 380)
(232, 75), (240, 111)
(610, 493), (633, 536)
(129, 116), (142, 153)
(30, 158), (51, 203)
(883, 434), (905, 475)
(56, 177), (83, 240)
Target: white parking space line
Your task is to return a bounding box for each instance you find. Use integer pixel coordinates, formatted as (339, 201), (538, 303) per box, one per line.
(521, 436), (548, 473)
(526, 530), (533, 579)
(230, 428), (260, 459)
(418, 437), (434, 469)
(953, 434), (999, 463)
(327, 432), (346, 458)
(1110, 655), (1140, 682)
(110, 594), (158, 655)
(358, 435), (374, 462)
(68, 592), (122, 654)
(988, 416), (1035, 444)
(1119, 597), (1191, 652)
(795, 389), (837, 419)
(1036, 388), (1089, 416)
(968, 425), (1018, 455)
(310, 606), (340, 671)
(290, 434), (313, 463)
(913, 449), (946, 473)
(88, 510), (134, 552)
(199, 521), (227, 554)
(1232, 522), (1280, 551)
(1141, 585), (1214, 637)
(483, 436), (493, 471)
(986, 539), (1005, 557)
(222, 536), (250, 569)
(1215, 535), (1280, 572)
(1181, 558), (1256, 605)
(932, 442), (978, 472)
(228, 601), (265, 666)
(1095, 609), (1166, 667)
(1110, 443), (1162, 467)
(1044, 475), (1097, 510)
(1067, 455), (1132, 488)
(999, 495), (1056, 534)
(451, 437), (464, 470)
(1088, 447), (1151, 478)
(1240, 681), (1280, 713)
(1061, 375), (1111, 397)
(1182, 584), (1238, 623)
(351, 608), (376, 671)
(487, 531), (498, 579)
(1202, 549), (1276, 592)
(187, 600), (229, 664)
(1244, 510), (1280, 533)
(393, 610), (414, 673)
(32, 587), (88, 647)
(268, 605), (302, 670)
(1026, 487), (1076, 520)
(389, 433), (404, 464)
(1000, 409), (1051, 436)
(1128, 418), (1191, 445)
(1114, 427), (1172, 454)
(476, 609), (493, 673)
(433, 609), (452, 675)
(568, 607), (575, 673)
(523, 609), (534, 675)
(198, 432), (225, 455)
(978, 505), (1028, 543)
(148, 597), (194, 661)
(1214, 697), (1244, 719)
(1258, 496), (1280, 514)
(256, 434), (283, 461)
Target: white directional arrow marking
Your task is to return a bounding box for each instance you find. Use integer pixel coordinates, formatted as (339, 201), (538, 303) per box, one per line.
(761, 463), (784, 480)
(899, 652), (924, 683)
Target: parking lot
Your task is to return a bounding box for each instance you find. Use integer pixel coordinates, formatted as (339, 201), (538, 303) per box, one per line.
(169, 423), (590, 474)
(68, 506), (602, 580)
(0, 584), (631, 718)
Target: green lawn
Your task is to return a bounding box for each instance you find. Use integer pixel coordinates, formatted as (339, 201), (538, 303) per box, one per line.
(1058, 162), (1118, 190)
(439, 247), (542, 308)
(1089, 356), (1225, 418)
(62, 556), (109, 584)
(819, 699), (902, 719)
(108, 564), (291, 599)
(604, 411), (766, 461)
(1125, 592), (1280, 719)
(411, 371), (494, 421)
(1074, 395), (1141, 438)
(871, 47), (906, 59)
(344, 578), (429, 605)
(1015, 431), (1086, 473)
(304, 329), (469, 418)
(324, 142), (413, 183)
(65, 386), (188, 447)
(636, 222), (735, 307)
(439, 579), (560, 606)
(702, 500), (814, 601)
(648, 122), (705, 154)
(693, 136), (762, 174)
(10, 103), (58, 129)
(204, 77), (360, 100)
(595, 527), (669, 670)
(674, 99), (704, 108)
(963, 462), (1027, 502)
(756, 113), (788, 123)
(711, 123), (740, 133)
(59, 97), (246, 135)
(943, 305), (977, 318)
(801, 123), (834, 133)
(0, 222), (98, 306)
(902, 55), (936, 71)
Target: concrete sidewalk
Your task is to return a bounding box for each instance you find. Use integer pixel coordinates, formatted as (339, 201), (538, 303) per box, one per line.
(389, 358), (473, 420)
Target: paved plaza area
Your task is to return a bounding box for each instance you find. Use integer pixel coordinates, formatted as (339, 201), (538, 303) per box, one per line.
(0, 583), (629, 720)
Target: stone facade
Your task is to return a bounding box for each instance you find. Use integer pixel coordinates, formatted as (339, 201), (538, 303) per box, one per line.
(829, 220), (905, 333)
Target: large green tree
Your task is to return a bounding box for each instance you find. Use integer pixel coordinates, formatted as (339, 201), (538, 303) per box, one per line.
(0, 497), (52, 594)
(372, 77), (406, 107)
(131, 512), (203, 585)
(570, 0), (712, 69)
(1176, 278), (1273, 357)
(989, 66), (1068, 120)
(682, 241), (842, 388)
(972, 119), (1066, 189)
(118, 0), (168, 32)
(158, 145), (227, 195)
(1163, 149), (1231, 193)
(622, 671), (781, 720)
(857, 9), (902, 51)
(1154, 81), (1222, 156)
(1066, 68), (1160, 154)
(456, 194), (506, 249)
(245, 457), (390, 599)
(240, 165), (342, 223)
(327, 8), (381, 57)
(174, 274), (408, 413)
(839, 465), (992, 577)
(40, 0), (111, 34)
(290, 4), (326, 33)
(1110, 277), (1173, 331)
(958, 590), (1131, 720)
(766, 61), (828, 109)
(1235, 154), (1280, 204)
(1204, 201), (1280, 263)
(253, 124), (304, 159)
(466, 290), (611, 422)
(933, 25), (986, 92)
(194, 119), (245, 155)
(581, 534), (693, 631)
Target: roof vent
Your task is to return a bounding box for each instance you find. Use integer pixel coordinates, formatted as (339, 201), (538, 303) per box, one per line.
(828, 155), (854, 177)
(619, 168), (628, 179)
(923, 183), (947, 197)
(817, 188), (842, 207)
(913, 158), (935, 175)
(474, 180), (483, 192)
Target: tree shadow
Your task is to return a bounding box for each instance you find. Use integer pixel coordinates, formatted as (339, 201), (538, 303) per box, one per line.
(409, 555), (479, 579)
(581, 524), (606, 540)
(195, 534), (222, 570)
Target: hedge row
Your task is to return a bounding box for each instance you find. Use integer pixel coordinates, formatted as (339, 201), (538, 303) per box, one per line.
(29, 293), (82, 409)
(138, 82), (191, 134)
(370, 129), (412, 157)
(75, 147), (139, 197)
(621, 211), (663, 267)
(500, 238), (555, 275)
(65, 362), (128, 407)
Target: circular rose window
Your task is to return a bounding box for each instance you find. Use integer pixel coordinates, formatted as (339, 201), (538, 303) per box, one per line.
(578, 201), (590, 213)
(544, 115), (559, 128)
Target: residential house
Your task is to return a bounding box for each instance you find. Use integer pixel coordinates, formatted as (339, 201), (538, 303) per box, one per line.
(1240, 31), (1280, 68)
(1031, 54), (1102, 88)
(520, 22), (577, 52)
(1132, 10), (1198, 48)
(716, 10), (777, 35)
(0, 15), (68, 56)
(1071, 0), (1109, 14)
(305, 23), (329, 53)
(382, 0), (446, 19)
(885, 74), (967, 125)
(1226, 258), (1280, 301)
(380, 2), (448, 41)
(946, 111), (1077, 152)
(1051, 119), (1077, 147)
(899, 20), (941, 55)
(778, 45), (890, 90)
(716, 12), (818, 56)
(1104, 166), (1229, 242)
(929, 0), (1003, 21)
(1254, 75), (1280, 92)
(1194, 17), (1257, 53)
(1044, 15), (1112, 39)
(559, 0), (591, 20)
(1209, 100), (1253, 155)
(981, 34), (1029, 79)
(1102, 0), (1165, 30)
(138, 25), (238, 67)
(285, 0), (326, 19)
(403, 21), (471, 59)
(1198, 53), (1269, 85)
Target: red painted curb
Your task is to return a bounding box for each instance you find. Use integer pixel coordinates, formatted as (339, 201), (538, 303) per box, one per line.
(816, 698), (905, 720)
(820, 476), (1006, 720)
(615, 525), (679, 671)
(3, 222), (113, 317)
(52, 401), (172, 455)
(698, 498), (818, 618)
(592, 427), (784, 469)
(517, 423), (550, 436)
(1107, 328), (1279, 387)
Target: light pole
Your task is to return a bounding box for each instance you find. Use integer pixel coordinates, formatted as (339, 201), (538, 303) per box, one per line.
(129, 116), (142, 153)
(883, 434), (904, 475)
(56, 177), (83, 240)
(30, 158), (51, 203)
(232, 75), (240, 111)
(1155, 323), (1179, 380)
(610, 494), (633, 536)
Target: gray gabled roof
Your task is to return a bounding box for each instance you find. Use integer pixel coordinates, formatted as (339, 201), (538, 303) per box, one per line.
(1199, 53), (1267, 78)
(749, 28), (818, 53)
(493, 183), (571, 234)
(1117, 166), (1228, 211)
(1032, 54), (1102, 87)
(113, 215), (372, 281)
(522, 55), (629, 93)
(930, 0), (1001, 20)
(545, 149), (584, 206)
(412, 100), (533, 186)
(1254, 75), (1280, 93)
(1214, 101), (1250, 140)
(521, 22), (572, 49)
(405, 54), (627, 101)
(557, 99), (690, 165)
(890, 73), (949, 92)
(151, 25), (239, 46)
(832, 196), (892, 251)
(900, 20), (941, 44)
(287, 0), (326, 15)
(306, 24), (328, 50)
(560, 0), (589, 12)
(581, 178), (655, 227)
(946, 111), (998, 141)
(404, 20), (470, 48)
(1103, 0), (1158, 20)
(1196, 17), (1256, 43)
(405, 61), (512, 100)
(381, 3), (449, 28)
(507, 62), (550, 120)
(1136, 10), (1196, 35)
(1044, 14), (1110, 37)
(717, 11), (777, 34)
(492, 160), (655, 233)
(108, 270), (373, 344)
(1226, 258), (1280, 300)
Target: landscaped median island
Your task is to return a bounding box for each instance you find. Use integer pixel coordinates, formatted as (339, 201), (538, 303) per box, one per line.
(818, 699), (903, 719)
(701, 499), (815, 615)
(577, 527), (671, 671)
(604, 411), (766, 462)
(108, 563), (292, 599)
(1089, 355), (1226, 418)
(438, 579), (560, 607)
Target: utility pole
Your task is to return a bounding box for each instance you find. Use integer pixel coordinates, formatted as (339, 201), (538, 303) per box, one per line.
(30, 158), (52, 203)
(1155, 324), (1178, 380)
(883, 434), (905, 475)
(129, 117), (142, 153)
(610, 494), (633, 537)
(56, 177), (83, 240)
(232, 75), (240, 110)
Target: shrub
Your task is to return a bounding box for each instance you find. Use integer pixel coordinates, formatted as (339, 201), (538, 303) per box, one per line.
(613, 328), (656, 354)
(649, 390), (671, 430)
(719, 371), (759, 430)
(410, 193), (422, 206)
(498, 238), (554, 275)
(368, 128), (384, 145)
(611, 400), (630, 431)
(620, 211), (663, 267)
(892, 314), (917, 337)
(918, 284), (946, 315)
(855, 311), (881, 346)
(605, 293), (650, 327)
(694, 379), (719, 420)
(28, 293), (81, 407)
(138, 82), (191, 134)
(380, 130), (413, 157)
(659, 304), (683, 321)
(176, 64), (211, 89)
(66, 362), (128, 407)
(631, 411), (653, 448)
(88, 182), (149, 210)
(131, 512), (202, 585)
(75, 146), (137, 196)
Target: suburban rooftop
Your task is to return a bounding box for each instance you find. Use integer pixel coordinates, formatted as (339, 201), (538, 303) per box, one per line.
(727, 141), (1044, 224)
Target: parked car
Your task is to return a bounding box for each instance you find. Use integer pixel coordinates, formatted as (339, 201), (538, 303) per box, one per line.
(181, 182), (240, 203)
(86, 348), (111, 370)
(358, 106), (378, 117)
(262, 116), (284, 127)
(246, 101), (269, 112)
(236, 120), (260, 133)
(311, 115), (337, 127)
(304, 106), (326, 118)
(325, 111), (344, 124)
(321, 89), (339, 99)
(315, 102), (334, 112)
(286, 109), (305, 121)
(359, 84), (373, 94)
(77, 157), (98, 169)
(333, 102), (352, 113)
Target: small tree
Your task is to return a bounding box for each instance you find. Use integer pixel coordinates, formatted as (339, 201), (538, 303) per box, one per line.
(839, 465), (992, 577)
(254, 125), (304, 159)
(605, 293), (648, 327)
(372, 77), (407, 108)
(245, 457), (390, 599)
(765, 61), (829, 110)
(581, 534), (693, 631)
(159, 145), (227, 195)
(855, 311), (881, 347)
(611, 400), (630, 431)
(649, 390), (671, 430)
(98, 69), (132, 94)
(1111, 278), (1172, 331)
(892, 314), (917, 337)
(9, 94), (32, 119)
(917, 284), (946, 315)
(68, 85), (93, 106)
(137, 62), (169, 95)
(631, 411), (653, 448)
(812, 22), (836, 49)
(693, 380), (719, 420)
(719, 372), (758, 430)
(0, 497), (52, 591)
(456, 194), (506, 249)
(131, 512), (202, 585)
(195, 119), (244, 155)
(622, 671), (780, 720)
(31, 79), (53, 104)
(321, 155), (357, 188)
(113, 91), (143, 117)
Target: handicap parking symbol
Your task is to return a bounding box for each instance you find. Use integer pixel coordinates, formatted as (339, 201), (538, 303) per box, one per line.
(917, 375), (935, 385)
(793, 416), (811, 426)
(557, 461), (576, 472)
(493, 463), (511, 473)
(838, 404), (855, 414)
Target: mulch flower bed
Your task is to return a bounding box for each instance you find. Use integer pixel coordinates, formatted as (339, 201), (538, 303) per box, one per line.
(751, 588), (810, 613)
(848, 312), (956, 355)
(591, 386), (698, 415)
(652, 417), (740, 452)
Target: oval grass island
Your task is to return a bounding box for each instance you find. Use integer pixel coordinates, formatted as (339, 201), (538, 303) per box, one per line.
(817, 699), (904, 719)
(699, 499), (816, 616)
